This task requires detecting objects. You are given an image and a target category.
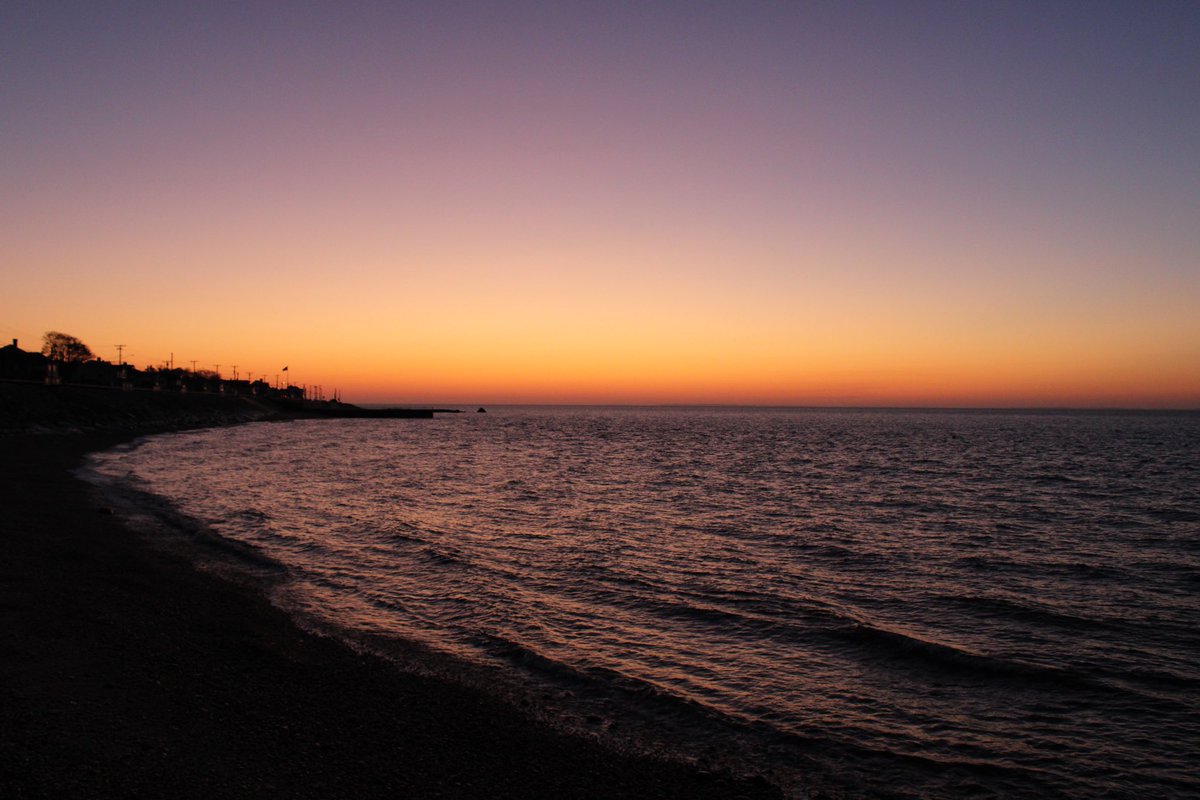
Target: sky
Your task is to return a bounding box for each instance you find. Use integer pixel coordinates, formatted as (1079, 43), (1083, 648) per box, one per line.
(2, 1), (1197, 406)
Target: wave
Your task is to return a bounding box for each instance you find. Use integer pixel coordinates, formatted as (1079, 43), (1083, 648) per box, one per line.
(1030, 472), (1087, 486)
(416, 544), (470, 569)
(379, 525), (427, 545)
(1099, 663), (1200, 693)
(950, 553), (1132, 582)
(78, 466), (291, 579)
(1147, 507), (1200, 523)
(933, 593), (1115, 633)
(464, 629), (774, 739)
(829, 619), (1108, 693)
(228, 507), (270, 522)
(629, 588), (1188, 709)
(788, 540), (865, 560)
(640, 595), (816, 642)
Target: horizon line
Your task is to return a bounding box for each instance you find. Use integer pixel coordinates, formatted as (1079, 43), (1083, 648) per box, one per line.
(357, 401), (1200, 414)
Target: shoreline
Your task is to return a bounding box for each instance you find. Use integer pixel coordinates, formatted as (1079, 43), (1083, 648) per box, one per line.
(0, 420), (786, 797)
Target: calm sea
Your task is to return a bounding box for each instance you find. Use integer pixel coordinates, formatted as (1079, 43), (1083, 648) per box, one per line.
(84, 407), (1200, 799)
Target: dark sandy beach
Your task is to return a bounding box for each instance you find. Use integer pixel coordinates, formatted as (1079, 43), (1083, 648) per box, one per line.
(0, 390), (782, 799)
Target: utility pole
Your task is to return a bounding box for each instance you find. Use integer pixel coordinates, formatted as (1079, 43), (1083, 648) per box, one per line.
(170, 352), (174, 370)
(231, 365), (238, 381)
(114, 344), (126, 365)
(214, 364), (222, 379)
(189, 360), (198, 374)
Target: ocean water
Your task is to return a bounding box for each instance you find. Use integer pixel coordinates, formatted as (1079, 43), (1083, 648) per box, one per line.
(84, 408), (1200, 798)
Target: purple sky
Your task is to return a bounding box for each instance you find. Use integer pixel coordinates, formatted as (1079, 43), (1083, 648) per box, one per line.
(3, 2), (1198, 404)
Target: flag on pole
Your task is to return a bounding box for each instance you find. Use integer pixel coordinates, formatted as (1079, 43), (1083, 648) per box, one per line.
(282, 366), (288, 371)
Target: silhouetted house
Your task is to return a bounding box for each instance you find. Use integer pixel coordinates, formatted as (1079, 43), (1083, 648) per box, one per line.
(74, 359), (122, 387)
(132, 369), (162, 391)
(147, 368), (190, 393)
(0, 340), (48, 381)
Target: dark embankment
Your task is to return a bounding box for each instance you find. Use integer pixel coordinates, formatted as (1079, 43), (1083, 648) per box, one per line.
(0, 382), (289, 434)
(0, 385), (783, 799)
(0, 382), (446, 432)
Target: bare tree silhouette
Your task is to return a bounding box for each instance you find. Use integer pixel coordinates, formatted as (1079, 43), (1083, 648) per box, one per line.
(41, 331), (94, 363)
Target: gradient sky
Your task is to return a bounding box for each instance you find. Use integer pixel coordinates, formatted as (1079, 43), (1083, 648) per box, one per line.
(3, 1), (1197, 406)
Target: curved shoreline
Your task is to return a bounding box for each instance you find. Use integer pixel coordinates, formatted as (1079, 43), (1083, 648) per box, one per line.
(0, 414), (788, 797)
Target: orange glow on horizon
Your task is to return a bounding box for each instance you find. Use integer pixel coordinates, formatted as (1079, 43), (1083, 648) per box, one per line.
(5, 6), (1198, 411)
(7, 265), (1197, 410)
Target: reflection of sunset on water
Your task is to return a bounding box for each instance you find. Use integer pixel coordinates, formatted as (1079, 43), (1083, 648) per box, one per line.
(85, 408), (1200, 798)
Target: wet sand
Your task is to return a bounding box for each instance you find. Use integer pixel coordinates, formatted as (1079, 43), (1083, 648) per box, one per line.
(0, 426), (782, 799)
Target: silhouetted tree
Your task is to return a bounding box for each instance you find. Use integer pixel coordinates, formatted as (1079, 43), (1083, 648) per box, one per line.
(41, 331), (94, 363)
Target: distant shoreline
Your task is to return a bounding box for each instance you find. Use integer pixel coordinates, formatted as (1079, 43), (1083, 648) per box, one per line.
(362, 400), (1199, 415)
(0, 380), (460, 436)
